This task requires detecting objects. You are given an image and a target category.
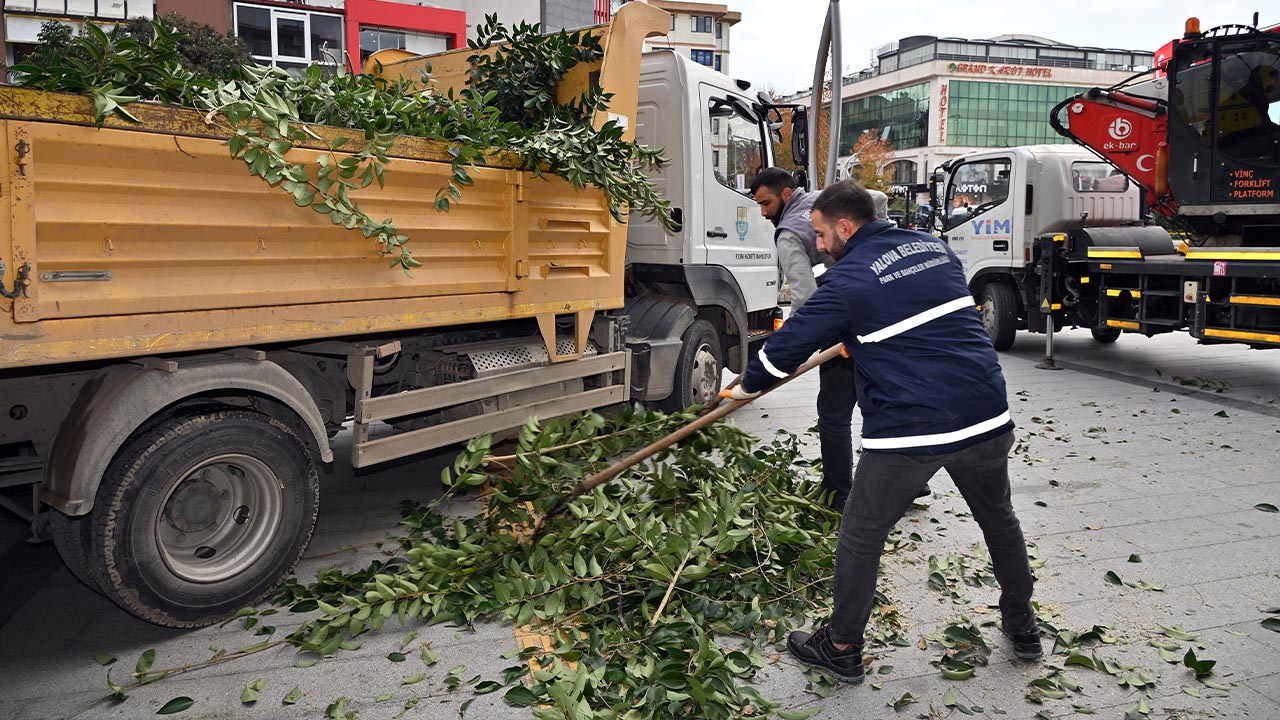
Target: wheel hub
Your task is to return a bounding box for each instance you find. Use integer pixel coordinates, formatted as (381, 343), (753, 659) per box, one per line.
(166, 479), (223, 533)
(690, 344), (719, 405)
(156, 455), (284, 584)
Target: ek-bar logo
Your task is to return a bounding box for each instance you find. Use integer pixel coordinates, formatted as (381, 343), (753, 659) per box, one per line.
(1108, 117), (1133, 140)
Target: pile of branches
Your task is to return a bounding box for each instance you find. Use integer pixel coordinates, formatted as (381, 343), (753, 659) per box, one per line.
(11, 17), (671, 270)
(262, 406), (867, 718)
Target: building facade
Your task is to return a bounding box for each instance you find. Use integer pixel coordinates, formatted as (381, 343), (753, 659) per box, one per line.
(800, 34), (1155, 186)
(617, 0), (737, 74)
(3, 0), (610, 76)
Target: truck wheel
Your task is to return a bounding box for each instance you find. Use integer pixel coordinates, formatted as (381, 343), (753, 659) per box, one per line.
(50, 510), (101, 593)
(89, 409), (319, 627)
(980, 283), (1019, 351)
(1091, 327), (1121, 344)
(657, 320), (723, 412)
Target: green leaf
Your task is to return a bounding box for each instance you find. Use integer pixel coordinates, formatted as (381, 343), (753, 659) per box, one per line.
(94, 651), (117, 666)
(240, 679), (265, 704)
(1064, 653), (1096, 670)
(1159, 624), (1200, 641)
(889, 692), (918, 710)
(942, 688), (959, 706)
(504, 685), (538, 707)
(282, 687), (302, 705)
(1254, 503), (1279, 513)
(156, 697), (194, 715)
(387, 652), (406, 662)
(1128, 554), (1142, 563)
(1183, 648), (1216, 676)
(1261, 617), (1280, 633)
(135, 648), (157, 675)
(474, 680), (501, 694)
(402, 674), (426, 686)
(1103, 570), (1123, 585)
(294, 659), (317, 668)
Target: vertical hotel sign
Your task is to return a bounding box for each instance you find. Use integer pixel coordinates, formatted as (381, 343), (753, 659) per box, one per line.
(937, 81), (949, 144)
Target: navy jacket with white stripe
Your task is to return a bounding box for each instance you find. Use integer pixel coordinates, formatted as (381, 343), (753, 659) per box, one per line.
(742, 219), (1014, 455)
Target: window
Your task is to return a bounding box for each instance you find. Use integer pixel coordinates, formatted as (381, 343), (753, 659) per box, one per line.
(944, 158), (1011, 229)
(1073, 162), (1129, 192)
(234, 3), (343, 72)
(889, 159), (918, 185)
(715, 22), (723, 39)
(839, 81), (931, 152)
(691, 49), (714, 67)
(359, 25), (449, 64)
(714, 54), (721, 72)
(692, 16), (712, 33)
(1214, 40), (1280, 167)
(945, 81), (1092, 147)
(708, 98), (764, 193)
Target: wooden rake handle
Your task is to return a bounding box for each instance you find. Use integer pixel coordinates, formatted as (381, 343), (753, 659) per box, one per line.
(542, 343), (846, 520)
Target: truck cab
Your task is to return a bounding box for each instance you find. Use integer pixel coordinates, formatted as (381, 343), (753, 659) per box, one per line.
(624, 50), (780, 410)
(935, 145), (1144, 348)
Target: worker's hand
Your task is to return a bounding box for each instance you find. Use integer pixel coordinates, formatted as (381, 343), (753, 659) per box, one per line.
(718, 385), (761, 402)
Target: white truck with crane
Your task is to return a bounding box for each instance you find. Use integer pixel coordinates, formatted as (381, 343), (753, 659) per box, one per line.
(931, 17), (1280, 351)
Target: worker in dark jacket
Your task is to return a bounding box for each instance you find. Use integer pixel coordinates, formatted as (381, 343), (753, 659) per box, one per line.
(721, 180), (1039, 683)
(750, 169), (919, 508)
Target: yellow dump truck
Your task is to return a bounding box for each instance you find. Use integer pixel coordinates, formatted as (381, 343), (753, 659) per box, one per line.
(0, 2), (787, 626)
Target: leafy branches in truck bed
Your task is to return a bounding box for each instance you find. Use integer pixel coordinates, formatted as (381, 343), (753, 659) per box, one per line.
(11, 17), (671, 270)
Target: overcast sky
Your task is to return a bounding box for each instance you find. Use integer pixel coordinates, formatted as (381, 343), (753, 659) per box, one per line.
(727, 0), (1276, 95)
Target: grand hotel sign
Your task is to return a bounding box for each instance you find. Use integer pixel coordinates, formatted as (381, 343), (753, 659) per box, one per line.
(947, 62), (1054, 78)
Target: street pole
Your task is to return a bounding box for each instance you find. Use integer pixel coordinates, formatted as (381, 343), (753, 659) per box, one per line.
(809, 0), (842, 189)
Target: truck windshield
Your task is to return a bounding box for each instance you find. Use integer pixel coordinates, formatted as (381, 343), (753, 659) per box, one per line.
(1215, 39), (1280, 167)
(945, 158), (1011, 226)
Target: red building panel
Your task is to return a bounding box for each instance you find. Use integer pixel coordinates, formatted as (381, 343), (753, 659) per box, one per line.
(344, 0), (466, 59)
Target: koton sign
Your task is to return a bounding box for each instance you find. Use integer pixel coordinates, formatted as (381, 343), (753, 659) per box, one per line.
(948, 62), (1053, 78)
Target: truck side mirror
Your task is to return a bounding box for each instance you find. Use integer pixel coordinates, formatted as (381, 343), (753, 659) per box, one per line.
(791, 107), (809, 168)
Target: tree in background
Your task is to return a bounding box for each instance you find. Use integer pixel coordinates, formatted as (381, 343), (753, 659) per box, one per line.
(845, 129), (895, 191)
(17, 14), (251, 81)
(123, 13), (252, 80)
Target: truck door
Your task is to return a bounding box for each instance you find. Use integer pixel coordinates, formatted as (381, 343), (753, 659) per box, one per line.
(941, 155), (1015, 281)
(698, 85), (778, 312)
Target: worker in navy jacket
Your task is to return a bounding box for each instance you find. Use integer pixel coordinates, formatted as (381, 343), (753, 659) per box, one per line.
(722, 180), (1040, 683)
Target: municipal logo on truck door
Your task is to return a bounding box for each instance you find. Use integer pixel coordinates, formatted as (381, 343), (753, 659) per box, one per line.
(736, 207), (749, 241)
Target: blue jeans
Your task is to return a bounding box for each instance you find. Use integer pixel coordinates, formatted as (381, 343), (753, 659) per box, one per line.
(816, 353), (856, 494)
(828, 430), (1035, 646)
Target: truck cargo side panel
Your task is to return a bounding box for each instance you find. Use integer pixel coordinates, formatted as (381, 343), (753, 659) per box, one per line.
(0, 117), (625, 369)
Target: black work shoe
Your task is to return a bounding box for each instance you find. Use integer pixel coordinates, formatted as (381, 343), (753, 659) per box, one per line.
(787, 627), (865, 683)
(1001, 613), (1043, 660)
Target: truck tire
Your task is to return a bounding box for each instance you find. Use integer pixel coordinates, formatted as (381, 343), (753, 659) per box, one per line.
(1091, 327), (1122, 344)
(981, 283), (1019, 351)
(657, 320), (723, 413)
(88, 409), (319, 627)
(50, 510), (101, 593)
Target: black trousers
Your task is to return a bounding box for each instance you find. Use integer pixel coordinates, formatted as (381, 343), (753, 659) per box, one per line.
(828, 430), (1035, 646)
(816, 353), (856, 494)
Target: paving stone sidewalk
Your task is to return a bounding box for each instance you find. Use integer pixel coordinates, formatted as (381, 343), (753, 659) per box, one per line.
(0, 331), (1276, 719)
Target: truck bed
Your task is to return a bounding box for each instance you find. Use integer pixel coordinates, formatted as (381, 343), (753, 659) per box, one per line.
(0, 86), (622, 370)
